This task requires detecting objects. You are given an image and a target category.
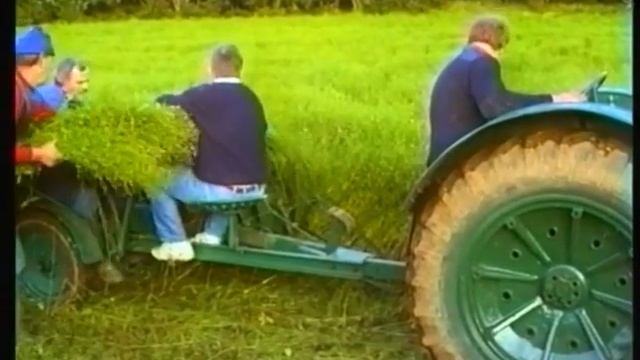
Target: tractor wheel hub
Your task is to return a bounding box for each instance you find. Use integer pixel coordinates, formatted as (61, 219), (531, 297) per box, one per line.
(542, 265), (587, 310)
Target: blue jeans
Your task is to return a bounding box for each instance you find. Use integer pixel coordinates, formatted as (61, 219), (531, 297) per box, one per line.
(36, 162), (99, 220)
(150, 168), (265, 243)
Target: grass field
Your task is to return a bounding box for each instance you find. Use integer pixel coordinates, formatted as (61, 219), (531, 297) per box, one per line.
(17, 3), (631, 360)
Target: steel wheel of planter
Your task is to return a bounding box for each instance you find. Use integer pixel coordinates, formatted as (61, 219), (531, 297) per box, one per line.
(17, 210), (83, 306)
(16, 281), (21, 340)
(408, 129), (632, 360)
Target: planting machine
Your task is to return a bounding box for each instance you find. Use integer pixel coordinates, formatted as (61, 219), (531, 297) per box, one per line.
(16, 70), (632, 360)
(403, 73), (632, 360)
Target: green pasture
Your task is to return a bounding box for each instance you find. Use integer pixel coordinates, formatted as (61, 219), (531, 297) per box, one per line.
(17, 3), (630, 359)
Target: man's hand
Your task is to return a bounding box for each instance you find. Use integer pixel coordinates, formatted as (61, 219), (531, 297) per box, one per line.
(32, 141), (62, 167)
(552, 91), (587, 103)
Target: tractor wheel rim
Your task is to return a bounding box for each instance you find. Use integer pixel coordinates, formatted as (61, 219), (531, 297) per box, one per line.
(457, 193), (632, 360)
(17, 220), (78, 304)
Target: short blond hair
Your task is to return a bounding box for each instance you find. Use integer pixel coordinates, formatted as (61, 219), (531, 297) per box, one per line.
(467, 16), (510, 50)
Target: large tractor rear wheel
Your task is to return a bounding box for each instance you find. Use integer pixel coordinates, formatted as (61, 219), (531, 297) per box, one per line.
(408, 130), (632, 360)
(17, 208), (86, 308)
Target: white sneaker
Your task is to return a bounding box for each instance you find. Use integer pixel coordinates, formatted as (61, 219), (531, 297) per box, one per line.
(190, 232), (223, 246)
(151, 241), (195, 262)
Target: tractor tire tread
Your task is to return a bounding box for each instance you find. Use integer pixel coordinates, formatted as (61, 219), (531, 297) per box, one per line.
(407, 129), (631, 360)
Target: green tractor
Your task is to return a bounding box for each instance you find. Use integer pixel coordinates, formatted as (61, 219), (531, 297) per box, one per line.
(16, 71), (632, 360)
(405, 73), (632, 360)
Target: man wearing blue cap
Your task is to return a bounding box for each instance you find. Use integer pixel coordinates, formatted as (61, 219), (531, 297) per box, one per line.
(15, 26), (59, 337)
(15, 26), (61, 166)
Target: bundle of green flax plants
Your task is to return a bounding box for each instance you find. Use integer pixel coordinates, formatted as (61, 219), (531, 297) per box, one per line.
(17, 98), (198, 261)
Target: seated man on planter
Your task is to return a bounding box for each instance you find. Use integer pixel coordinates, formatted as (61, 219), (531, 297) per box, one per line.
(31, 58), (97, 223)
(426, 15), (585, 165)
(35, 58), (90, 111)
(152, 43), (268, 262)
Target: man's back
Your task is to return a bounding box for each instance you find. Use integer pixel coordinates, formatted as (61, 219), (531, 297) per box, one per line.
(427, 45), (552, 165)
(428, 46), (487, 164)
(158, 81), (267, 186)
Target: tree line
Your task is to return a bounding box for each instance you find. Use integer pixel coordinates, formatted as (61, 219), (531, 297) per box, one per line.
(17, 0), (627, 24)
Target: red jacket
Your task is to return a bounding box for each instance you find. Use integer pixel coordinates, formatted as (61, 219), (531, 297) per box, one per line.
(15, 72), (56, 164)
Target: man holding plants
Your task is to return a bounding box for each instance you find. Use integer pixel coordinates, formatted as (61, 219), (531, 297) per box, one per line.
(151, 44), (268, 262)
(15, 27), (61, 331)
(15, 26), (62, 167)
(31, 57), (97, 224)
(426, 15), (586, 165)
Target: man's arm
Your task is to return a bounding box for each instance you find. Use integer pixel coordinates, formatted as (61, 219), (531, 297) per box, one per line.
(15, 147), (35, 164)
(14, 85), (57, 164)
(469, 57), (552, 120)
(15, 143), (59, 166)
(29, 102), (57, 122)
(156, 93), (184, 108)
(156, 85), (200, 113)
(254, 95), (268, 134)
(15, 83), (34, 164)
(156, 87), (212, 131)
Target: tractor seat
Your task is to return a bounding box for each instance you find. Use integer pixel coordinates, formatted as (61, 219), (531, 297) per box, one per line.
(186, 197), (266, 213)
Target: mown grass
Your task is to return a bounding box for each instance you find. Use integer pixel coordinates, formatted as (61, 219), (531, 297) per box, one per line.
(19, 261), (419, 360)
(17, 3), (630, 360)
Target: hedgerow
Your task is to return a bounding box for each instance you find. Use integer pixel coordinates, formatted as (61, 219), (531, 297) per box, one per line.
(16, 0), (628, 24)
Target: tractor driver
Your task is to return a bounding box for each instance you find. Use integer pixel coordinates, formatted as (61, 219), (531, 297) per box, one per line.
(151, 44), (268, 262)
(426, 15), (586, 165)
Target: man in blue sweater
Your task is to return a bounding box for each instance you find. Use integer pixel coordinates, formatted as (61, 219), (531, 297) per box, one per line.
(32, 58), (95, 222)
(35, 58), (89, 111)
(152, 44), (267, 261)
(427, 16), (585, 165)
(26, 56), (124, 283)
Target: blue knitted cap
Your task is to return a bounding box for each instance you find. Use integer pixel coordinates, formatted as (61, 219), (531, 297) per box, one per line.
(16, 26), (55, 57)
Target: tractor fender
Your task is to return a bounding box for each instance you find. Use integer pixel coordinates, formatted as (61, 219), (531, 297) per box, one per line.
(405, 102), (633, 212)
(19, 198), (104, 265)
(593, 87), (633, 111)
(596, 87), (632, 97)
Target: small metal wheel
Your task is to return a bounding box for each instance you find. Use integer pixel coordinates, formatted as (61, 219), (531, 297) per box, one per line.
(16, 236), (25, 340)
(17, 208), (85, 307)
(408, 129), (632, 360)
(15, 281), (21, 341)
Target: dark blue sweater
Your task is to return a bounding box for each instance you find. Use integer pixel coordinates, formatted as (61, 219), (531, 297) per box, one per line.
(157, 81), (267, 185)
(428, 46), (552, 164)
